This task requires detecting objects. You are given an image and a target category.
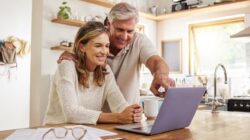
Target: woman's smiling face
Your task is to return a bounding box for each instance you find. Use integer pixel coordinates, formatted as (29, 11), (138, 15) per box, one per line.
(80, 33), (110, 71)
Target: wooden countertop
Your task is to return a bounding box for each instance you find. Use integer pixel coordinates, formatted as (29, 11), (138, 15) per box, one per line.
(1, 110), (250, 140)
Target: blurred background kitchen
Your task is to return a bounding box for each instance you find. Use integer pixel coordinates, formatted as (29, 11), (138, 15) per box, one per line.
(0, 0), (250, 131)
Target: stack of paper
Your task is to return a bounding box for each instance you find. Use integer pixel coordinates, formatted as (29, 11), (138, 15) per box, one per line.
(5, 129), (36, 140)
(5, 125), (117, 140)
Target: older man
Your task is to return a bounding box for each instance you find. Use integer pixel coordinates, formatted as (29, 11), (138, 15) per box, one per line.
(59, 2), (175, 105)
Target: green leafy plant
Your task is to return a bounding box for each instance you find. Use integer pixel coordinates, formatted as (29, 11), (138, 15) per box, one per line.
(57, 1), (71, 19)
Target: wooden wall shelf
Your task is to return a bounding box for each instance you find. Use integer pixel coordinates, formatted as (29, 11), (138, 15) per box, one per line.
(81, 0), (156, 20)
(50, 45), (73, 52)
(51, 19), (85, 27)
(51, 18), (144, 33)
(156, 0), (250, 21)
(81, 0), (250, 21)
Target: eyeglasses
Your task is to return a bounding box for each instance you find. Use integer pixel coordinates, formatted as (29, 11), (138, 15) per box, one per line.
(42, 126), (87, 140)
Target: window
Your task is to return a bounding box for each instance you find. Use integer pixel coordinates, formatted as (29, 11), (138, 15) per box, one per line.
(189, 17), (246, 76)
(161, 39), (182, 73)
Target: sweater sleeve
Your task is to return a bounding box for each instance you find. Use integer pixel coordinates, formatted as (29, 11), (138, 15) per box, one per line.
(104, 66), (129, 113)
(55, 61), (101, 124)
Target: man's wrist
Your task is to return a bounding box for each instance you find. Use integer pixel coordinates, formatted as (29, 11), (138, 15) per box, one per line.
(153, 71), (169, 76)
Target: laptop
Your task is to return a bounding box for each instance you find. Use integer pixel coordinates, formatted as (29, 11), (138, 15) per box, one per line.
(115, 87), (206, 135)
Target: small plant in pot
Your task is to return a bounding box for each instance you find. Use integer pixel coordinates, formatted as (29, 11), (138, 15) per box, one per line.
(57, 1), (71, 19)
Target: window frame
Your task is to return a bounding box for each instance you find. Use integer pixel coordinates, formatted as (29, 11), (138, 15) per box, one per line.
(188, 17), (245, 75)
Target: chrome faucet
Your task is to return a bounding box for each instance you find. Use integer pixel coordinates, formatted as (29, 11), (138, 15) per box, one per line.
(210, 64), (228, 113)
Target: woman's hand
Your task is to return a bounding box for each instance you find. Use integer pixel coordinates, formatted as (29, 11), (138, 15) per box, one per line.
(118, 104), (143, 124)
(132, 105), (143, 123)
(98, 104), (143, 124)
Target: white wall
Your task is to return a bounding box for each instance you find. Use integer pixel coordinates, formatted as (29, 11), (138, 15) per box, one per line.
(29, 0), (157, 126)
(157, 4), (250, 75)
(0, 0), (31, 130)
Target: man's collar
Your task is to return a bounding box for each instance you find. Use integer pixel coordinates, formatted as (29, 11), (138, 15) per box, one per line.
(109, 44), (130, 58)
(122, 45), (130, 54)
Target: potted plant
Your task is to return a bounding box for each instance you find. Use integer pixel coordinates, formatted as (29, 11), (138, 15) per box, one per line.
(57, 1), (71, 19)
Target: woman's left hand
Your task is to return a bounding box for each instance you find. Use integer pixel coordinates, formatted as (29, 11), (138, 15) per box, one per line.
(132, 105), (143, 123)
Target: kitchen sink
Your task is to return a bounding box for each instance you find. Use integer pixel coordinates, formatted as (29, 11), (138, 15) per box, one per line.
(198, 97), (228, 111)
(198, 103), (227, 111)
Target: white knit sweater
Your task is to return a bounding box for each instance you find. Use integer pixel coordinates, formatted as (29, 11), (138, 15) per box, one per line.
(44, 61), (128, 125)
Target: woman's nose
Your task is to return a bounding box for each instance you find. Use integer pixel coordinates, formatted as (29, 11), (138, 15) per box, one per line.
(101, 47), (109, 54)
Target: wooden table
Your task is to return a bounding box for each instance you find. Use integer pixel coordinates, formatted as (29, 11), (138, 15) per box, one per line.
(1, 110), (250, 140)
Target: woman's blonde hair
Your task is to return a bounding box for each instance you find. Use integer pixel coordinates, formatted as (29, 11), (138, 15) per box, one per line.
(73, 21), (109, 88)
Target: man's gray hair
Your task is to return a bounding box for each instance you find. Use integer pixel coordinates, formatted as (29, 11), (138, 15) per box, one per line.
(107, 2), (139, 23)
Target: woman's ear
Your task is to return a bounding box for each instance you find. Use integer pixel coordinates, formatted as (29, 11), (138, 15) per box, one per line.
(79, 43), (85, 53)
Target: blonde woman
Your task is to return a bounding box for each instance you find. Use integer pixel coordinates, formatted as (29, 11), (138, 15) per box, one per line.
(44, 21), (142, 125)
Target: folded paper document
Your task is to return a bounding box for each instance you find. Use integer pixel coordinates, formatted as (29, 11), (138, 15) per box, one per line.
(5, 125), (117, 140)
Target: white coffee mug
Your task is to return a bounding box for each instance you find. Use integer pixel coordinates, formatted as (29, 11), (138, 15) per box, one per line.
(143, 99), (159, 119)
